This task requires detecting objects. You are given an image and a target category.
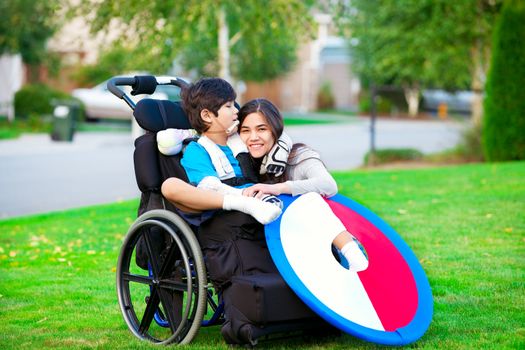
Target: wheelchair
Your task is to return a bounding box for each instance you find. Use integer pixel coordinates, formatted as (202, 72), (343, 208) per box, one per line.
(109, 75), (220, 345)
(108, 75), (335, 346)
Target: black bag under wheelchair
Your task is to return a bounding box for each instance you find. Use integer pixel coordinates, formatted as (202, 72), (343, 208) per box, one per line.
(108, 75), (337, 346)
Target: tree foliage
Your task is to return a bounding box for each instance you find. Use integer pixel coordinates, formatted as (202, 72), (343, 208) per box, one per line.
(483, 0), (525, 161)
(76, 0), (316, 82)
(333, 0), (501, 116)
(0, 0), (61, 65)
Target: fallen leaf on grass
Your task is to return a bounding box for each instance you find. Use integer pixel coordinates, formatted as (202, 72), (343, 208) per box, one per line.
(504, 227), (513, 233)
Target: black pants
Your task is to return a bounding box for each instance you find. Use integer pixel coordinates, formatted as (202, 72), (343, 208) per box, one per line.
(198, 210), (278, 291)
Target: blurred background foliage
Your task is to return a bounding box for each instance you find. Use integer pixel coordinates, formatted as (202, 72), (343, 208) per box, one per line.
(0, 0), (62, 82)
(333, 0), (502, 119)
(482, 0), (525, 161)
(73, 0), (317, 83)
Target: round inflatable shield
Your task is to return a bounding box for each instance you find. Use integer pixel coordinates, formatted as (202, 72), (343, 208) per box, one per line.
(265, 193), (433, 346)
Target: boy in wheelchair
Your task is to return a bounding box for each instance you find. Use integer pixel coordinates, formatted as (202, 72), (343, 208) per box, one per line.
(154, 77), (335, 345)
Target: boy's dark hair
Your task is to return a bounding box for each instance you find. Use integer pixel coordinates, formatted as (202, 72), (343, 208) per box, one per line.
(238, 98), (284, 142)
(180, 78), (236, 134)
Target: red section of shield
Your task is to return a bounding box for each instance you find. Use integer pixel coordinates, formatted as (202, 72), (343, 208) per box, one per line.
(326, 199), (418, 331)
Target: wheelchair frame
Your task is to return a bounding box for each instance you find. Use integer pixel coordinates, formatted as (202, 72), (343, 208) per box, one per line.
(109, 76), (223, 345)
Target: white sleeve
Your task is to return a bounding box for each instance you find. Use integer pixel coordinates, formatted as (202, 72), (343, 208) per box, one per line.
(285, 158), (338, 197)
(197, 176), (243, 196)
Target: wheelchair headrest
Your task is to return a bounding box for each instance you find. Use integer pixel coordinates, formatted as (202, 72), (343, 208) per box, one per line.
(134, 99), (192, 132)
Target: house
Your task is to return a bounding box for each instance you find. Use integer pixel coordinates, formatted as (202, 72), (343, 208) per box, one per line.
(242, 13), (360, 112)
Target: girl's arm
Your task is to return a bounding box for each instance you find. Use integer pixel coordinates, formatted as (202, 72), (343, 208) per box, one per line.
(243, 158), (338, 198)
(284, 158), (338, 197)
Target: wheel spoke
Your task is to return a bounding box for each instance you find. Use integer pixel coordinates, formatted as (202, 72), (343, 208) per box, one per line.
(143, 230), (162, 277)
(138, 288), (160, 334)
(157, 239), (182, 279)
(159, 278), (188, 292)
(158, 288), (183, 334)
(122, 272), (153, 285)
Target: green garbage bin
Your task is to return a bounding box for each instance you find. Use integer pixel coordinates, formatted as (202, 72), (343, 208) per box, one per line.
(51, 100), (79, 142)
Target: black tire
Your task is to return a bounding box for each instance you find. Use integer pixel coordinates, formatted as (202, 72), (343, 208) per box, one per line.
(116, 209), (207, 345)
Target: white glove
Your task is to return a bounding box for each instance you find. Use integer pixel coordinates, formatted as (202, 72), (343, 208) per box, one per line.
(260, 132), (293, 177)
(157, 128), (194, 156)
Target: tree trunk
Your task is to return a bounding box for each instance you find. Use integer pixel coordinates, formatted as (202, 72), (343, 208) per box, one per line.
(470, 37), (486, 126)
(403, 84), (420, 118)
(217, 7), (231, 82)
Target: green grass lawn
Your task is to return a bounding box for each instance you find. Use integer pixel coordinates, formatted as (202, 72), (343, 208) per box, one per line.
(1, 162), (524, 349)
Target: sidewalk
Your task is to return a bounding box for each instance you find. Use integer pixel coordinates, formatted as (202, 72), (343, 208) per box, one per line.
(0, 132), (138, 219)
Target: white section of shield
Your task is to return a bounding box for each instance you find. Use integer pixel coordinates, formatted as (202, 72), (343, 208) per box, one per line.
(279, 192), (385, 331)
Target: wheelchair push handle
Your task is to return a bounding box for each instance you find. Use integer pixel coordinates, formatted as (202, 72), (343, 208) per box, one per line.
(107, 77), (136, 99)
(107, 75), (190, 111)
(108, 75), (190, 98)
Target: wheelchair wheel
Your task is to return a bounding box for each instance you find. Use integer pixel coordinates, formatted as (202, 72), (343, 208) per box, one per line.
(116, 209), (207, 345)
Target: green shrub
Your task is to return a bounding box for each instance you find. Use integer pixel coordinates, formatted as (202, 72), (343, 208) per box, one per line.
(358, 89), (393, 115)
(426, 123), (485, 164)
(0, 115), (52, 140)
(316, 81), (335, 110)
(456, 123), (485, 161)
(364, 148), (423, 165)
(483, 0), (525, 161)
(14, 83), (69, 119)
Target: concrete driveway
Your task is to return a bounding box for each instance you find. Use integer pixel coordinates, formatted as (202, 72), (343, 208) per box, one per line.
(0, 118), (465, 219)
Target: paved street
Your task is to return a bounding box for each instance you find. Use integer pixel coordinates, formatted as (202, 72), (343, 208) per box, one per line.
(0, 117), (465, 219)
(286, 117), (464, 170)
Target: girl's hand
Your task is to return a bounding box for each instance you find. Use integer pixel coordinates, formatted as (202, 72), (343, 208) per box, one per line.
(243, 183), (289, 198)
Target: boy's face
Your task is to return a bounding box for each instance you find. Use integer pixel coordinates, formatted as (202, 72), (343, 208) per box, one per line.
(203, 101), (239, 135)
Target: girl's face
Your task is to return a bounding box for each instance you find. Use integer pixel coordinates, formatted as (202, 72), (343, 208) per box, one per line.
(239, 112), (275, 159)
